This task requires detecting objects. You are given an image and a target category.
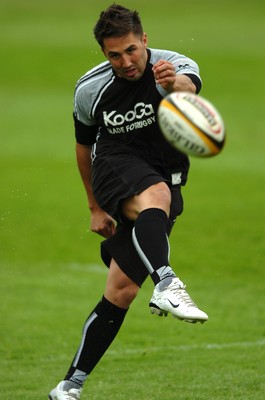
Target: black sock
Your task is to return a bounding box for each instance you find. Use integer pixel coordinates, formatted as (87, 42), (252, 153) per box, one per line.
(64, 296), (128, 385)
(132, 208), (176, 285)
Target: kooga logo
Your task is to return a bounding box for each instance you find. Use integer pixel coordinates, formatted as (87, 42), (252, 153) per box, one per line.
(103, 102), (154, 127)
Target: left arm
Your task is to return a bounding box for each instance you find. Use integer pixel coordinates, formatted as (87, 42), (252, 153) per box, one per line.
(152, 60), (196, 94)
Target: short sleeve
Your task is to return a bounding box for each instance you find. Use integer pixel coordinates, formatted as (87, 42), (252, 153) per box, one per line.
(73, 113), (98, 145)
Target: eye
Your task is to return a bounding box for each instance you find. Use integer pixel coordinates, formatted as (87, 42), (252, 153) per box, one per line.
(109, 53), (120, 60)
(127, 47), (136, 54)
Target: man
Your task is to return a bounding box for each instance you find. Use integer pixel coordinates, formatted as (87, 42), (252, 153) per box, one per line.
(49, 4), (208, 400)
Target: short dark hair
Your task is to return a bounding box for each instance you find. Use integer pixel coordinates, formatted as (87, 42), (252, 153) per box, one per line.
(93, 4), (143, 48)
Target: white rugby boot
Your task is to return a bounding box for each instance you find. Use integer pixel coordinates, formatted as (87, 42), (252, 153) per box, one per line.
(48, 381), (82, 400)
(149, 277), (208, 323)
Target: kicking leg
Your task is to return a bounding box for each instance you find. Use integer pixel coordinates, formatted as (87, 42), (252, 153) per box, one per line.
(122, 183), (208, 323)
(122, 182), (175, 284)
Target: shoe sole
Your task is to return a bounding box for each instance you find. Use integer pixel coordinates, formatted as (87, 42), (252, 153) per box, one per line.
(149, 304), (207, 324)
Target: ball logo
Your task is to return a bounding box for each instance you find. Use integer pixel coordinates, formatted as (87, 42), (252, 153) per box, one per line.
(159, 112), (206, 155)
(183, 94), (221, 134)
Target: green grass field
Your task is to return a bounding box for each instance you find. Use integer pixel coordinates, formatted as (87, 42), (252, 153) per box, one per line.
(1, 0), (265, 399)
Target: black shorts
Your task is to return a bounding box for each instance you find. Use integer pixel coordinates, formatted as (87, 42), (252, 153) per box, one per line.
(92, 152), (172, 219)
(101, 184), (184, 287)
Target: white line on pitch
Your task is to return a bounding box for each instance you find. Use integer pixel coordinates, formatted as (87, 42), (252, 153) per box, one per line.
(67, 263), (107, 274)
(107, 338), (265, 355)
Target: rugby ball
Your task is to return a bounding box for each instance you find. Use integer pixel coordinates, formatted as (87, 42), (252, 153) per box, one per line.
(158, 92), (225, 157)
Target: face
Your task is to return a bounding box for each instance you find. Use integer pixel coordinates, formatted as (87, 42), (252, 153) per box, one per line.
(102, 32), (148, 81)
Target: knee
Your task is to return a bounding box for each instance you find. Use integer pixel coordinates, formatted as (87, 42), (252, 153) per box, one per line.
(119, 283), (139, 308)
(122, 181), (172, 220)
(152, 182), (171, 203)
(105, 259), (140, 309)
(106, 282), (139, 309)
(146, 182), (171, 215)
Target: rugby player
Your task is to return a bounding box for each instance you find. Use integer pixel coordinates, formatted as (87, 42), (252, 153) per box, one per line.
(49, 4), (208, 399)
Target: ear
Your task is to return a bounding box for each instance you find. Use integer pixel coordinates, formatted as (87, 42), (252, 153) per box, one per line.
(142, 33), (148, 47)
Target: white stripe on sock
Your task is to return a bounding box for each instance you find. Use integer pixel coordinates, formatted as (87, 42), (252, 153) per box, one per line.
(73, 312), (98, 368)
(132, 227), (154, 274)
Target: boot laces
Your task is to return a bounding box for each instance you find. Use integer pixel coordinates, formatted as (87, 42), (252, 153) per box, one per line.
(170, 284), (197, 308)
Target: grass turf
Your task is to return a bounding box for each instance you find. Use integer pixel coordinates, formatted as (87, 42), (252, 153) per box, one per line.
(1, 0), (265, 399)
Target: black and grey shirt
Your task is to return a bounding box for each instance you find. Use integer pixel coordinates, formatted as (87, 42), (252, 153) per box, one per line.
(73, 48), (202, 185)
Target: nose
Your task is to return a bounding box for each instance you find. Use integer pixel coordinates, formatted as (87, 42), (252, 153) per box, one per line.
(121, 54), (131, 68)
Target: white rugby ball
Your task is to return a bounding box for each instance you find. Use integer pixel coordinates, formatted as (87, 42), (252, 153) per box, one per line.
(158, 92), (225, 157)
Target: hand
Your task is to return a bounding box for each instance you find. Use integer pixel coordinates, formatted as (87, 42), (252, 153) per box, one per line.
(152, 60), (176, 93)
(90, 207), (116, 238)
(153, 60), (196, 94)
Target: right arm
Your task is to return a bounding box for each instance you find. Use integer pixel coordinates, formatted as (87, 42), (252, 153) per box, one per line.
(76, 142), (116, 238)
